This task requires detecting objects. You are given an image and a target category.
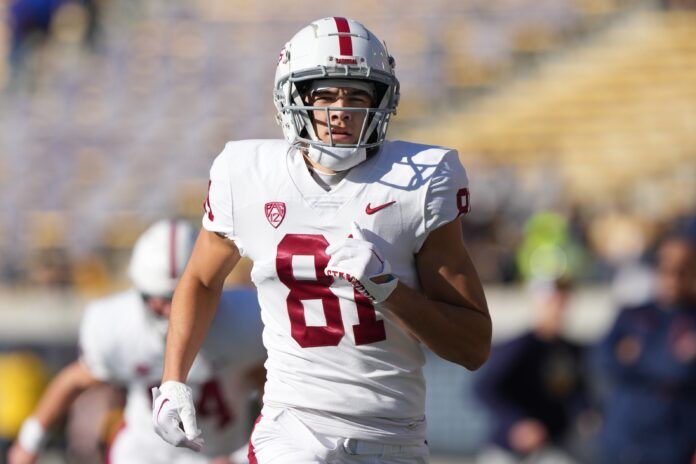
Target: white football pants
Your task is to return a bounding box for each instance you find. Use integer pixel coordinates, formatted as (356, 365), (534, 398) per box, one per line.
(248, 408), (429, 464)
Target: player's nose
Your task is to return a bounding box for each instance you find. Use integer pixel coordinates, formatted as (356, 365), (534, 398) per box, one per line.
(330, 100), (352, 120)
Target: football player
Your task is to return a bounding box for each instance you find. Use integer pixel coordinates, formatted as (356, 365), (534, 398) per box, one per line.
(154, 18), (491, 464)
(9, 219), (266, 464)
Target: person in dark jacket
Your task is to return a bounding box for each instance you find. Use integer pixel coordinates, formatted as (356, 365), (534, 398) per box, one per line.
(475, 278), (591, 463)
(595, 234), (696, 464)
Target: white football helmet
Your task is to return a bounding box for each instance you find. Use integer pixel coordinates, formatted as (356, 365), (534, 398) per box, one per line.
(128, 219), (196, 297)
(274, 17), (399, 168)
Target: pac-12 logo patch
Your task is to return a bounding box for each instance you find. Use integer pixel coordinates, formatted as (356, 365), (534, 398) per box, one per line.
(265, 202), (286, 228)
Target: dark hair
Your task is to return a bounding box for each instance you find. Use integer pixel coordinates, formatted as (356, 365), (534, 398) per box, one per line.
(658, 230), (696, 252)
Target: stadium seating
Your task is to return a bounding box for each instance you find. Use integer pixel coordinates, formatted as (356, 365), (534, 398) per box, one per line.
(1, 0), (689, 288)
(407, 8), (696, 218)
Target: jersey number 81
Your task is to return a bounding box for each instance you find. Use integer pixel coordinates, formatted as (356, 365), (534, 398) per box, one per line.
(276, 234), (387, 348)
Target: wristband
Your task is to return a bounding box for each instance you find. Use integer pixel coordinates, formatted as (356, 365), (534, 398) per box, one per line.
(17, 417), (47, 454)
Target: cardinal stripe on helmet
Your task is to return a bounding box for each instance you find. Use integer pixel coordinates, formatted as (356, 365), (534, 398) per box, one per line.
(169, 220), (178, 278)
(333, 17), (353, 56)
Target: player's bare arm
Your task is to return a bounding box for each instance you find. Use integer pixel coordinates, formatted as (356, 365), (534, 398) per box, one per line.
(325, 217), (491, 370)
(162, 229), (241, 383)
(154, 223), (267, 456)
(383, 218), (491, 370)
(8, 362), (101, 464)
(154, 229), (241, 451)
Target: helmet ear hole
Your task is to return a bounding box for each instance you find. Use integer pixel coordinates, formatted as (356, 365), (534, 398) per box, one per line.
(373, 82), (389, 106)
(295, 81), (312, 102)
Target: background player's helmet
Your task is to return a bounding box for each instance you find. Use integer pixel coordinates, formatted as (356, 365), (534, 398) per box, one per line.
(128, 219), (196, 297)
(273, 17), (400, 152)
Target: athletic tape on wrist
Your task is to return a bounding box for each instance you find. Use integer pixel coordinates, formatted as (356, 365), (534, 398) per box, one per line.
(17, 417), (47, 453)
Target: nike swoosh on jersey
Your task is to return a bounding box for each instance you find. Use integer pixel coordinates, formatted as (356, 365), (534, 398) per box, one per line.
(365, 201), (396, 215)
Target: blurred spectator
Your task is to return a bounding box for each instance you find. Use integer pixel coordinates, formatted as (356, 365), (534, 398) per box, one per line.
(475, 278), (594, 464)
(516, 212), (585, 283)
(7, 0), (101, 90)
(594, 234), (696, 464)
(7, 0), (64, 86)
(8, 0), (62, 56)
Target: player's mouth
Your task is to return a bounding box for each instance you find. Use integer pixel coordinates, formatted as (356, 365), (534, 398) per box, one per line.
(329, 128), (354, 143)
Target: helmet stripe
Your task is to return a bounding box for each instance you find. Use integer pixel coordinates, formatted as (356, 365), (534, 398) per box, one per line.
(169, 220), (178, 279)
(333, 17), (353, 56)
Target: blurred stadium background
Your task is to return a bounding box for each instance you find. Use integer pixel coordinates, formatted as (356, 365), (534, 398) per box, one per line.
(0, 0), (695, 462)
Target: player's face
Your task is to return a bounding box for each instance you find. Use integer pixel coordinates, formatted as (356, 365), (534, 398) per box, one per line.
(143, 294), (173, 319)
(656, 239), (696, 305)
(306, 87), (373, 145)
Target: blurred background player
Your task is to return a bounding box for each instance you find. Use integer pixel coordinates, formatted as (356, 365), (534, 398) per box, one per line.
(7, 219), (266, 464)
(593, 233), (696, 464)
(474, 278), (594, 464)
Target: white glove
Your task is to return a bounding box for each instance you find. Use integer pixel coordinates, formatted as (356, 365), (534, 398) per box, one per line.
(325, 222), (399, 303)
(152, 381), (204, 451)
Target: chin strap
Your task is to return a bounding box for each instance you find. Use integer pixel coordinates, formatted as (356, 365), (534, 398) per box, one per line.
(306, 145), (367, 172)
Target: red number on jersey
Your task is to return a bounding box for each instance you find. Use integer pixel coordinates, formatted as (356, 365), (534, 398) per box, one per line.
(276, 234), (386, 348)
(352, 290), (386, 345)
(456, 188), (470, 215)
(196, 378), (234, 428)
(277, 234), (344, 347)
(147, 378), (234, 430)
(203, 180), (215, 221)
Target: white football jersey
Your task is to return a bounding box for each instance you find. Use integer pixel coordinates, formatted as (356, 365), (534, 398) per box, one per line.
(79, 288), (266, 459)
(202, 139), (469, 422)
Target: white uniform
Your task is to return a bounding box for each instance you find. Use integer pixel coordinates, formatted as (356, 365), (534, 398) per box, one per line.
(202, 139), (468, 460)
(79, 288), (266, 464)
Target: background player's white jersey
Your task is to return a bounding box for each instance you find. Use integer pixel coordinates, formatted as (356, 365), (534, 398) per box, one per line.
(79, 288), (266, 462)
(202, 140), (469, 429)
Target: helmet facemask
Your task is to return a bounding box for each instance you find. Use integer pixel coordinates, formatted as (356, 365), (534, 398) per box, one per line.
(281, 75), (397, 149)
